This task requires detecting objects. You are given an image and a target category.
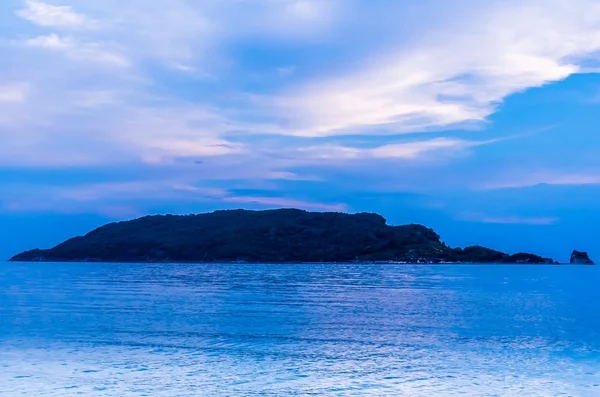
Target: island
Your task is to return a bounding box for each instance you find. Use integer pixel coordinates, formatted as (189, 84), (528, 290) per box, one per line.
(570, 250), (595, 265)
(10, 209), (563, 264)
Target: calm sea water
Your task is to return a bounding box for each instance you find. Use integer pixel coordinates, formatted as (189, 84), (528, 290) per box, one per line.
(1, 262), (599, 396)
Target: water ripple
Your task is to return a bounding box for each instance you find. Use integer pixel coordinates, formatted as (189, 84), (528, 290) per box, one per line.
(1, 262), (599, 396)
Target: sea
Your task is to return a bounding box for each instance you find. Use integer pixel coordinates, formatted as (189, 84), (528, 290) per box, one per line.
(1, 262), (599, 396)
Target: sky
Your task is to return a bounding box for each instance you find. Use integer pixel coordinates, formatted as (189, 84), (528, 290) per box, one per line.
(2, 0), (600, 262)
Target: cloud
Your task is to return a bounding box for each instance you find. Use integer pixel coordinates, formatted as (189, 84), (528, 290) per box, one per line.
(72, 89), (123, 108)
(0, 83), (29, 102)
(1, 180), (346, 216)
(209, 0), (342, 41)
(297, 138), (488, 160)
(369, 138), (484, 159)
(260, 0), (600, 137)
(3, 0), (600, 209)
(459, 212), (559, 225)
(24, 33), (69, 49)
(223, 196), (347, 212)
(17, 0), (89, 27)
(24, 34), (130, 67)
(483, 172), (600, 189)
(9, 0), (598, 161)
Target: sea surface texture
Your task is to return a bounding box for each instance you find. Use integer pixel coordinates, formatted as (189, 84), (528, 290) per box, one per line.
(1, 262), (599, 396)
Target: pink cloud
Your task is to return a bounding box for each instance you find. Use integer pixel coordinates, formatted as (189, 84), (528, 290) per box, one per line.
(458, 212), (559, 225)
(3, 181), (348, 217)
(482, 172), (600, 189)
(224, 196), (347, 212)
(57, 182), (347, 212)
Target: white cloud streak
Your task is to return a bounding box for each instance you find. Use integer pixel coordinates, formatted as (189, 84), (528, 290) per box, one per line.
(459, 212), (560, 225)
(483, 173), (600, 190)
(298, 138), (489, 160)
(17, 0), (89, 27)
(25, 34), (130, 67)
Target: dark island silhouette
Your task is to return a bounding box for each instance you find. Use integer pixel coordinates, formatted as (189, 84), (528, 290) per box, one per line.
(570, 250), (594, 265)
(10, 209), (570, 264)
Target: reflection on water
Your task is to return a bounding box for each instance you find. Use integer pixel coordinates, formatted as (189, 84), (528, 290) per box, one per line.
(1, 262), (599, 396)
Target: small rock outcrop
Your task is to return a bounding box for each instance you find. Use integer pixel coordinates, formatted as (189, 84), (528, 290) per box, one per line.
(570, 250), (594, 265)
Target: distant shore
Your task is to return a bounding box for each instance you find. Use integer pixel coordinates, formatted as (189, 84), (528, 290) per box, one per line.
(9, 259), (577, 265)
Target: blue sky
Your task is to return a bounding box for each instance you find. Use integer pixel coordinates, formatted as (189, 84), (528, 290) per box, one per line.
(2, 0), (600, 261)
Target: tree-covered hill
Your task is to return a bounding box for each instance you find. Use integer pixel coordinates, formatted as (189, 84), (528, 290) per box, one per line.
(10, 209), (554, 264)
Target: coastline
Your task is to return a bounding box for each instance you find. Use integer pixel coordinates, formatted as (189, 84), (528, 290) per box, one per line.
(6, 258), (581, 265)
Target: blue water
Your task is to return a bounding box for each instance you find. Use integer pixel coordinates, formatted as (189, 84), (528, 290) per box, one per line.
(1, 262), (599, 396)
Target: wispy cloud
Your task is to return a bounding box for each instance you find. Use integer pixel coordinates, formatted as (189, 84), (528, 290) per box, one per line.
(483, 172), (600, 189)
(24, 33), (70, 49)
(458, 212), (560, 225)
(369, 138), (489, 159)
(1, 180), (346, 216)
(17, 0), (89, 28)
(0, 83), (30, 102)
(24, 34), (130, 67)
(296, 138), (490, 161)
(223, 196), (347, 212)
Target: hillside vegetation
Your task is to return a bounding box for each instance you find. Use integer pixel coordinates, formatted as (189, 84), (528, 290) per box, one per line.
(10, 209), (553, 264)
